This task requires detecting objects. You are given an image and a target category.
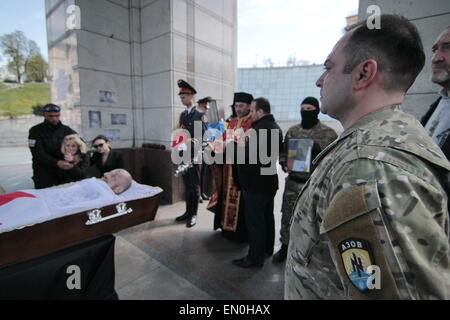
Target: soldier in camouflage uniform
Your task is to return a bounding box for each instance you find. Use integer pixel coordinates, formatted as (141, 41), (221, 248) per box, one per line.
(285, 15), (450, 300)
(273, 97), (337, 263)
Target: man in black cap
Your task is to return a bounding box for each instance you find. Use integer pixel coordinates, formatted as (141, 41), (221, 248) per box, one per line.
(197, 96), (213, 202)
(28, 103), (78, 189)
(272, 96), (337, 263)
(175, 80), (208, 228)
(197, 96), (212, 114)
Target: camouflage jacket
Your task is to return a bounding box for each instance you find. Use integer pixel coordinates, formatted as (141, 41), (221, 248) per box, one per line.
(280, 121), (338, 181)
(285, 105), (450, 300)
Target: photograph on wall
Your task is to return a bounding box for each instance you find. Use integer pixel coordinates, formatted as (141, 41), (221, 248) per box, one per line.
(104, 129), (121, 142)
(99, 90), (117, 103)
(287, 138), (313, 173)
(111, 114), (127, 125)
(89, 111), (102, 129)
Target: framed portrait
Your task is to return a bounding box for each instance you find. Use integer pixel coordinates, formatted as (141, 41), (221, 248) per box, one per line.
(99, 90), (117, 103)
(287, 138), (314, 173)
(111, 114), (127, 125)
(89, 111), (102, 129)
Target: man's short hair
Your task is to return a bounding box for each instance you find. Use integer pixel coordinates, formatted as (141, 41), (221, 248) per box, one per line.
(343, 14), (425, 93)
(253, 97), (271, 114)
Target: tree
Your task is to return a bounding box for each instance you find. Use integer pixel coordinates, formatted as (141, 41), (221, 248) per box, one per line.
(25, 54), (48, 82)
(0, 30), (40, 83)
(263, 58), (274, 68)
(286, 54), (311, 67)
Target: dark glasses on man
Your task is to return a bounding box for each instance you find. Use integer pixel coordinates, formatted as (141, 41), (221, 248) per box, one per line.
(93, 143), (104, 149)
(43, 105), (61, 112)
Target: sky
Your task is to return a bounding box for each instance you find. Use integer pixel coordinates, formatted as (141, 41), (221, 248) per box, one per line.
(0, 0), (48, 65)
(238, 0), (359, 67)
(0, 0), (359, 68)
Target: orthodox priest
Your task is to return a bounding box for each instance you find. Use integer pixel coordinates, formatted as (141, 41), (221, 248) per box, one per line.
(207, 92), (253, 242)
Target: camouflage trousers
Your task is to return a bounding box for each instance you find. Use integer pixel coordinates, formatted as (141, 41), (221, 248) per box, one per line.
(280, 176), (305, 246)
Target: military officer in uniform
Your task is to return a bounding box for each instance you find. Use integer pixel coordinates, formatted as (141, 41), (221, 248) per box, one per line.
(174, 80), (208, 228)
(28, 104), (77, 189)
(197, 96), (213, 202)
(273, 96), (337, 263)
(285, 15), (450, 300)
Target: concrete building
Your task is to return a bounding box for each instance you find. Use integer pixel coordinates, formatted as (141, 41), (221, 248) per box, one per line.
(358, 0), (450, 119)
(45, 0), (237, 148)
(238, 65), (328, 122)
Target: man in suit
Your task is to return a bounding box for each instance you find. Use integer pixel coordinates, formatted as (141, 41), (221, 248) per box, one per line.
(174, 80), (208, 228)
(421, 26), (450, 160)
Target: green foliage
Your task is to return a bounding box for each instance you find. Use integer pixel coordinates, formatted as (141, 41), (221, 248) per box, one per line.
(0, 30), (41, 84)
(25, 54), (48, 82)
(31, 104), (45, 116)
(0, 82), (50, 117)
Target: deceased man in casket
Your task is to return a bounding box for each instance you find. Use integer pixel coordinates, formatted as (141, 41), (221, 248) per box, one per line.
(0, 169), (163, 234)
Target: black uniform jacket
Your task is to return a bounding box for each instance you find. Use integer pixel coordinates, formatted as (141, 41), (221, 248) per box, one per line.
(28, 120), (77, 171)
(178, 107), (208, 160)
(237, 114), (283, 194)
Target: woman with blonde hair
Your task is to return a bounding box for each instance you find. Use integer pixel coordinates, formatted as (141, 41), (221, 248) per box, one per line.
(58, 134), (90, 184)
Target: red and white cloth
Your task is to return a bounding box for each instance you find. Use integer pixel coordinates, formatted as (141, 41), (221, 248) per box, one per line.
(0, 191), (51, 232)
(0, 178), (163, 234)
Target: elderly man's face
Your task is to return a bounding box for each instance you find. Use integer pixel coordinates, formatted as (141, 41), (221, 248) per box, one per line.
(316, 33), (353, 120)
(102, 169), (125, 194)
(234, 102), (250, 118)
(432, 28), (450, 88)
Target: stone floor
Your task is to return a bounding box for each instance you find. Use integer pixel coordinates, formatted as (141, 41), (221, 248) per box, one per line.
(0, 146), (287, 300)
(115, 187), (286, 300)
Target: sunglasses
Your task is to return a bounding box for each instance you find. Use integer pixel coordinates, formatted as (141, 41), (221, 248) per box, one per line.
(43, 106), (61, 112)
(93, 143), (105, 149)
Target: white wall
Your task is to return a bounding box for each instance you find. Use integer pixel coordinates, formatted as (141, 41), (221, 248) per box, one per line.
(46, 0), (237, 148)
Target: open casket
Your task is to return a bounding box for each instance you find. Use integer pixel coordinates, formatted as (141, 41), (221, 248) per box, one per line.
(0, 178), (163, 269)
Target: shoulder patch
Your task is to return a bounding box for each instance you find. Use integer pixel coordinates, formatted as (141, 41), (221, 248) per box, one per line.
(28, 139), (36, 148)
(339, 238), (375, 292)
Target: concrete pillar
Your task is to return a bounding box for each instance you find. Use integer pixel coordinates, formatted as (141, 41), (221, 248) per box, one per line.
(358, 0), (450, 119)
(45, 0), (237, 148)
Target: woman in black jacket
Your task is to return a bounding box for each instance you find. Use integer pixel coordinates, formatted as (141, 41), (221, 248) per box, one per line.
(90, 135), (124, 177)
(58, 134), (89, 184)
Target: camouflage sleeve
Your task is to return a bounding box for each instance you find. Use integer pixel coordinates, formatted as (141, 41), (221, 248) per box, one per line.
(323, 158), (450, 300)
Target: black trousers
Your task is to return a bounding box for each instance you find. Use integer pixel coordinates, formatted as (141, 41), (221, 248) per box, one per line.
(183, 164), (201, 217)
(32, 167), (60, 189)
(242, 191), (276, 264)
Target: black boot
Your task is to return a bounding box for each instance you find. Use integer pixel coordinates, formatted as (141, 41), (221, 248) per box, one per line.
(272, 244), (288, 264)
(176, 196), (192, 222)
(175, 212), (189, 222)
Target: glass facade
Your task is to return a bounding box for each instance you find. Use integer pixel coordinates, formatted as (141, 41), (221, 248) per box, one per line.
(238, 65), (334, 122)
